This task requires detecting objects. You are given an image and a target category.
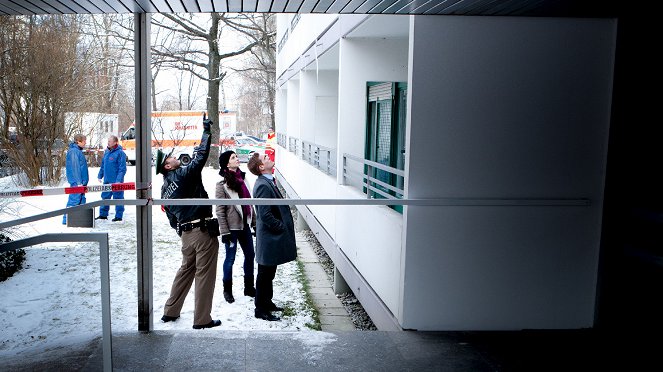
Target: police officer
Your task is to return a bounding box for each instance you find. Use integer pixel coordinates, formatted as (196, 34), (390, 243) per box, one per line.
(157, 113), (222, 330)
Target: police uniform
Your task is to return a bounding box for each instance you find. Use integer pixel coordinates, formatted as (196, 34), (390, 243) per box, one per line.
(158, 116), (221, 329)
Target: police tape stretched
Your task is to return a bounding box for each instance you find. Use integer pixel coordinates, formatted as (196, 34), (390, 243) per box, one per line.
(0, 182), (136, 199)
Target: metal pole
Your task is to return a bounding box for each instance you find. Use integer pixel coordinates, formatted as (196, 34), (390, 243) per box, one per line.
(99, 234), (112, 372)
(134, 12), (153, 333)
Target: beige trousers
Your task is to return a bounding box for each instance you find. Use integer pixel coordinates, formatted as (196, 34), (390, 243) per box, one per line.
(163, 227), (219, 326)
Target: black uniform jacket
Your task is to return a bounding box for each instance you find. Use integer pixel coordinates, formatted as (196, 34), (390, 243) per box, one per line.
(161, 130), (213, 229)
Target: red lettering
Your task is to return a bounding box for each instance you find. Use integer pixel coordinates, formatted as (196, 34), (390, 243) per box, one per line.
(65, 186), (87, 194)
(112, 183), (136, 192)
(20, 189), (43, 197)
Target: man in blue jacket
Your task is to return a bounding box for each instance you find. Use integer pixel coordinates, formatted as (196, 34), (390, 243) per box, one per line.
(96, 135), (127, 221)
(63, 134), (89, 225)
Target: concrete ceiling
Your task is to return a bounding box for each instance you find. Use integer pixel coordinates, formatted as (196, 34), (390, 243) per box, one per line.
(0, 0), (617, 17)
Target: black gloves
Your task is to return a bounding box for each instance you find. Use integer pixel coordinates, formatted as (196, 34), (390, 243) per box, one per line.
(202, 113), (212, 133)
(221, 234), (231, 244)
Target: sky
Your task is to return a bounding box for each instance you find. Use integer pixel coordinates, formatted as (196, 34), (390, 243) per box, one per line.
(0, 164), (317, 358)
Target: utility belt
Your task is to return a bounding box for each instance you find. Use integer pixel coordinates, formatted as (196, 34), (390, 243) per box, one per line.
(177, 217), (220, 237)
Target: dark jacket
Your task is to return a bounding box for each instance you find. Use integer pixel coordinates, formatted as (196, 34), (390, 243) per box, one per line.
(65, 142), (89, 186)
(97, 145), (127, 183)
(252, 175), (296, 266)
(161, 131), (213, 229)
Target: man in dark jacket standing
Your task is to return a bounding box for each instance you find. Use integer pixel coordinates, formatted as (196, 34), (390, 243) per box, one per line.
(96, 135), (127, 221)
(247, 152), (297, 321)
(157, 113), (221, 330)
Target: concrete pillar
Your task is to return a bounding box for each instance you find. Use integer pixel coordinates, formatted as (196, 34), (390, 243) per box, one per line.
(296, 210), (309, 231)
(333, 266), (351, 294)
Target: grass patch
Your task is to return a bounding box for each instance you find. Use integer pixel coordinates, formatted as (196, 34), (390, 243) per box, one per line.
(295, 258), (322, 330)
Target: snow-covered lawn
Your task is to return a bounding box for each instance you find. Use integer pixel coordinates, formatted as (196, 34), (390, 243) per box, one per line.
(0, 165), (316, 358)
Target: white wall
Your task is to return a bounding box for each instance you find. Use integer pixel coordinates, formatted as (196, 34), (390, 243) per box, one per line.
(299, 70), (339, 148)
(285, 80), (301, 141)
(275, 88), (288, 136)
(402, 16), (616, 330)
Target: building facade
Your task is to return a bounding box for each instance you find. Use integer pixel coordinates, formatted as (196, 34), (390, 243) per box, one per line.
(274, 14), (616, 331)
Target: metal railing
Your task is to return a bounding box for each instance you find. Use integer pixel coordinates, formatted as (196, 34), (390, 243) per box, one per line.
(288, 136), (299, 154)
(0, 230), (112, 371)
(277, 132), (287, 148)
(343, 153), (405, 200)
(301, 140), (336, 176)
(0, 188), (592, 370)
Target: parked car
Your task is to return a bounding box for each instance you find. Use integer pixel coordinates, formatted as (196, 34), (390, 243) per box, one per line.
(246, 135), (266, 143)
(233, 137), (266, 162)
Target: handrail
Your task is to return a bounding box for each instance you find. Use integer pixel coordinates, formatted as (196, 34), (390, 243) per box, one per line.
(343, 153), (405, 200)
(0, 196), (593, 231)
(344, 153), (405, 177)
(0, 233), (112, 371)
(301, 139), (336, 176)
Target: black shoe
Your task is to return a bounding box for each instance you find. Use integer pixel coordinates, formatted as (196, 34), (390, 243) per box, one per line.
(192, 319), (222, 329)
(95, 216), (107, 220)
(112, 217), (122, 222)
(255, 309), (280, 321)
(161, 315), (179, 323)
(267, 303), (284, 312)
(223, 280), (234, 303)
(223, 290), (235, 303)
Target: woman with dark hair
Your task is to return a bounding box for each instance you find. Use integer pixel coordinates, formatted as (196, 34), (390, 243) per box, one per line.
(215, 150), (256, 303)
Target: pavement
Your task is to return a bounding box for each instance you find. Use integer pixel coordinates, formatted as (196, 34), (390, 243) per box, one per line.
(2, 231), (649, 371)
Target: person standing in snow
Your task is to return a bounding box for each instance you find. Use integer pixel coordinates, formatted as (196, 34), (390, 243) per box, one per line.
(157, 113), (222, 330)
(215, 150), (256, 304)
(96, 135), (127, 222)
(247, 152), (296, 321)
(62, 134), (89, 225)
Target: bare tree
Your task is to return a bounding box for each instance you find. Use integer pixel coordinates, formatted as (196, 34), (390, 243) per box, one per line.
(151, 13), (273, 167)
(78, 14), (135, 132)
(230, 14), (276, 137)
(0, 15), (93, 187)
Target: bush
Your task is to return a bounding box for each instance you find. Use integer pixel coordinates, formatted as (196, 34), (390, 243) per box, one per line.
(0, 233), (25, 282)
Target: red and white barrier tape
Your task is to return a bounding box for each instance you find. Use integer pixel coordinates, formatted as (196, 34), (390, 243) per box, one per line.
(0, 182), (137, 199)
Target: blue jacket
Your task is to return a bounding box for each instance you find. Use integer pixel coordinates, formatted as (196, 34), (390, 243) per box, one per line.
(65, 142), (89, 186)
(97, 145), (127, 184)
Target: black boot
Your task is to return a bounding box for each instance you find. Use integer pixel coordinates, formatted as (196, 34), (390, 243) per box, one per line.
(244, 276), (256, 297)
(223, 280), (234, 303)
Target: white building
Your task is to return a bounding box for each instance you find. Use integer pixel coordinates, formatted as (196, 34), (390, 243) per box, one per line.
(274, 14), (616, 331)
(65, 112), (119, 149)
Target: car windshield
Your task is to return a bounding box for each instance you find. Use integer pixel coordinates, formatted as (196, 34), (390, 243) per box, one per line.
(236, 138), (257, 145)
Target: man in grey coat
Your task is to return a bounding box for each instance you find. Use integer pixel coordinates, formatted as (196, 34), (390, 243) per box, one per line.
(247, 152), (297, 321)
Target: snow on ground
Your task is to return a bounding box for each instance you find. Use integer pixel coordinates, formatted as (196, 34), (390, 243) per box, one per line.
(0, 164), (317, 357)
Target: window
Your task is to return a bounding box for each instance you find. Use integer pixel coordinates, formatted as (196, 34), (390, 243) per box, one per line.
(366, 82), (407, 212)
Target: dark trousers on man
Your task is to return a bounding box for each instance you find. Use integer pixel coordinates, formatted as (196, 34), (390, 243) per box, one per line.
(255, 264), (277, 311)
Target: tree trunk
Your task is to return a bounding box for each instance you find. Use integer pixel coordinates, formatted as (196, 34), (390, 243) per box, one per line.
(206, 14), (222, 168)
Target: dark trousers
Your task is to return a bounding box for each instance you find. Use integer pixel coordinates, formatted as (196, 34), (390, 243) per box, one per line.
(222, 223), (255, 282)
(255, 264), (277, 311)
